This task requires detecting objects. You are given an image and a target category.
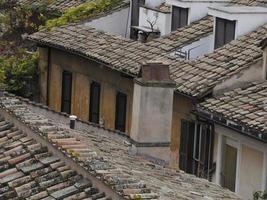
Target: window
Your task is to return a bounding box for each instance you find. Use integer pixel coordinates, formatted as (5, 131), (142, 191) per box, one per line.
(171, 6), (188, 31)
(89, 81), (101, 123)
(179, 120), (214, 179)
(61, 71), (72, 114)
(115, 92), (127, 132)
(215, 17), (236, 49)
(179, 120), (195, 174)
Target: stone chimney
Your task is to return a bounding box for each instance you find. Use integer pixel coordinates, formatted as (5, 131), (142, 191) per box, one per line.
(130, 61), (176, 162)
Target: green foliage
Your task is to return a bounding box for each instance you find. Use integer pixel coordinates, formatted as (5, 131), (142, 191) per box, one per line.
(0, 50), (38, 98)
(254, 190), (267, 200)
(44, 0), (122, 30)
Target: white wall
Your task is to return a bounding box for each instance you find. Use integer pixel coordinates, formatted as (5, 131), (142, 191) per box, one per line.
(85, 7), (131, 38)
(139, 6), (171, 36)
(214, 125), (267, 200)
(145, 0), (165, 7)
(209, 7), (267, 38)
(166, 0), (230, 24)
(171, 34), (213, 59)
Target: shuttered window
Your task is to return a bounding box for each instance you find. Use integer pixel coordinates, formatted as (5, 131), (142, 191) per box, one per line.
(180, 120), (214, 179)
(179, 120), (195, 173)
(171, 6), (188, 31)
(61, 71), (72, 114)
(115, 92), (127, 132)
(215, 17), (236, 49)
(89, 81), (101, 124)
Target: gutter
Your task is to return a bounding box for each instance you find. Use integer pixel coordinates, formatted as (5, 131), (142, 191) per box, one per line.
(194, 108), (267, 144)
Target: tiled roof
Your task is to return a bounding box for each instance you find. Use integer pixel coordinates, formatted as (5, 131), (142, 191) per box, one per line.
(18, 0), (87, 12)
(28, 23), (169, 75)
(155, 2), (171, 12)
(0, 112), (105, 198)
(0, 93), (240, 200)
(231, 0), (267, 6)
(198, 81), (267, 134)
(28, 19), (267, 98)
(169, 24), (267, 97)
(147, 15), (214, 52)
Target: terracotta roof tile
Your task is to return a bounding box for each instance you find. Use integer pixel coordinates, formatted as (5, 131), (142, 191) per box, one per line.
(198, 81), (267, 134)
(147, 16), (214, 52)
(28, 16), (267, 98)
(0, 94), (240, 200)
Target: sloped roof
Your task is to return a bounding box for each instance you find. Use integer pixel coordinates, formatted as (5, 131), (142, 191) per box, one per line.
(0, 111), (104, 199)
(17, 0), (87, 13)
(231, 0), (267, 6)
(0, 93), (240, 200)
(28, 23), (170, 75)
(169, 24), (267, 97)
(198, 81), (267, 136)
(147, 15), (214, 52)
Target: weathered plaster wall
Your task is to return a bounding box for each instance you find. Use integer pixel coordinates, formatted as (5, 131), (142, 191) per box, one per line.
(47, 48), (134, 134)
(169, 93), (193, 168)
(130, 83), (174, 143)
(38, 47), (49, 104)
(239, 145), (263, 200)
(40, 47), (195, 167)
(214, 125), (267, 200)
(213, 58), (263, 96)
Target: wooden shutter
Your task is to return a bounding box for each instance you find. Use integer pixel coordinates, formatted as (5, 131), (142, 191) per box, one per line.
(89, 81), (101, 123)
(171, 6), (188, 31)
(225, 20), (235, 44)
(215, 17), (235, 49)
(179, 120), (195, 173)
(180, 8), (188, 28)
(61, 71), (72, 114)
(115, 92), (127, 132)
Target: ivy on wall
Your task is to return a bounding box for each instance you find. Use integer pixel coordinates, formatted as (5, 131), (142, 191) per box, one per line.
(254, 190), (267, 200)
(44, 0), (123, 29)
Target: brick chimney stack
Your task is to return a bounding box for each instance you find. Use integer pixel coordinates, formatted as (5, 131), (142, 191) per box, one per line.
(130, 61), (175, 161)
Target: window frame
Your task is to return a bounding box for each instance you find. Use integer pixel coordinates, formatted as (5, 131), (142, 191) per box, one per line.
(215, 17), (236, 49)
(171, 6), (189, 31)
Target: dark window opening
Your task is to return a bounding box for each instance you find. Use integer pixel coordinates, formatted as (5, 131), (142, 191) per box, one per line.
(179, 120), (214, 180)
(61, 71), (72, 114)
(89, 81), (101, 124)
(171, 6), (188, 31)
(130, 0), (145, 39)
(115, 92), (127, 132)
(215, 17), (236, 49)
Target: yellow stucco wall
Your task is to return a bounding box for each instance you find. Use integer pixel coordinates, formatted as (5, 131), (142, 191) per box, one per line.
(46, 48), (134, 134)
(170, 94), (193, 168)
(40, 47), (194, 167)
(38, 47), (49, 104)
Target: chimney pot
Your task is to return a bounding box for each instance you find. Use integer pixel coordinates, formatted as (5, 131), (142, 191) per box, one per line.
(69, 115), (77, 129)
